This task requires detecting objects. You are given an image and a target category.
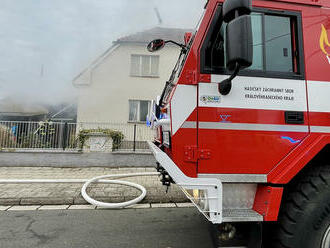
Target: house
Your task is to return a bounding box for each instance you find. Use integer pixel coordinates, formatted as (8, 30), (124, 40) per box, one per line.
(73, 27), (189, 125)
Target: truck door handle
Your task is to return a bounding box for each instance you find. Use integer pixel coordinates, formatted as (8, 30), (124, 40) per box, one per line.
(284, 111), (304, 124)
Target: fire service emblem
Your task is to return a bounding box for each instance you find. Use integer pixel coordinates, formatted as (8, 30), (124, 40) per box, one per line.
(320, 24), (330, 64)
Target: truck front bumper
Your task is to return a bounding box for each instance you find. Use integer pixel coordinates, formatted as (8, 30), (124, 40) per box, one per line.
(148, 141), (223, 224)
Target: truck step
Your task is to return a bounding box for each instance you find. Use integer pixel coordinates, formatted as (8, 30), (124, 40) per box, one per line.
(222, 209), (263, 222)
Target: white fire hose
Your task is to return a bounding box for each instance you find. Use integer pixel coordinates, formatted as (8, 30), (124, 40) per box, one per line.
(0, 172), (160, 208)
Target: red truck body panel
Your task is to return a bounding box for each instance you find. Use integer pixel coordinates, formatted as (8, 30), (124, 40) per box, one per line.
(253, 185), (284, 221)
(162, 0), (330, 187)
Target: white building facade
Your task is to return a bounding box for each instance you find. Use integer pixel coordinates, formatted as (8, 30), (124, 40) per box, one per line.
(73, 27), (188, 125)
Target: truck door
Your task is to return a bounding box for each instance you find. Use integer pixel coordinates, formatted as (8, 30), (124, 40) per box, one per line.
(197, 7), (308, 176)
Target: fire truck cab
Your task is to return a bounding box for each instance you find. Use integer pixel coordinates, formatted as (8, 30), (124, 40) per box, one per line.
(147, 0), (330, 247)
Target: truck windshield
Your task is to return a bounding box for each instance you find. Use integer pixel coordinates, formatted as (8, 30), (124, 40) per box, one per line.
(158, 7), (207, 107)
(158, 38), (193, 107)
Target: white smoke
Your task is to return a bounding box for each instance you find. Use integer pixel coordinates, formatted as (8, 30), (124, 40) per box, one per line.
(0, 0), (205, 108)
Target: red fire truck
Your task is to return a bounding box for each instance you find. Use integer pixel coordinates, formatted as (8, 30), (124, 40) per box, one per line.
(147, 0), (330, 247)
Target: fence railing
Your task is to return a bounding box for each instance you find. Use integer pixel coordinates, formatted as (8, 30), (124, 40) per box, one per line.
(0, 121), (154, 152)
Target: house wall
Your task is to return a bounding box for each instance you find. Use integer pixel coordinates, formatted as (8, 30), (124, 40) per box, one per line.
(76, 44), (180, 125)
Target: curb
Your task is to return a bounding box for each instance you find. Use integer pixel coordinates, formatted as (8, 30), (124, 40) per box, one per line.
(0, 195), (189, 206)
(1, 203), (195, 211)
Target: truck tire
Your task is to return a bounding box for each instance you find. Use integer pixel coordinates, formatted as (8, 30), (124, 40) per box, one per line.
(271, 165), (330, 248)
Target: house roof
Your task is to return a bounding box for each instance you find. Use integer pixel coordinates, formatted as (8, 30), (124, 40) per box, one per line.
(114, 27), (192, 44)
(73, 27), (192, 85)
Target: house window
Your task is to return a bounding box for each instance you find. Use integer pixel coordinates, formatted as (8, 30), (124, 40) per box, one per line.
(130, 55), (159, 77)
(129, 100), (151, 122)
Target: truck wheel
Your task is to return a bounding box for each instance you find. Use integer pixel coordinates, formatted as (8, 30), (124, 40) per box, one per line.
(272, 165), (330, 248)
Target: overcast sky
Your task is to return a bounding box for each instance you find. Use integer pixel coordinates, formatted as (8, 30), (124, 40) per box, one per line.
(0, 0), (205, 106)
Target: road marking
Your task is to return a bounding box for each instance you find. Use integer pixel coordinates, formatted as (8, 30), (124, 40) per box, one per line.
(151, 203), (176, 208)
(68, 205), (96, 210)
(7, 205), (41, 211)
(176, 203), (194, 208)
(38, 205), (69, 210)
(0, 206), (11, 211)
(129, 203), (151, 209)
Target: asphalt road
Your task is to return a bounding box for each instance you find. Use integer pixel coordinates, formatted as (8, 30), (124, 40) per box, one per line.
(0, 208), (214, 248)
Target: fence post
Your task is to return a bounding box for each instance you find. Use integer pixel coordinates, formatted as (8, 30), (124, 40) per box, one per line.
(133, 124), (137, 152)
(62, 122), (68, 150)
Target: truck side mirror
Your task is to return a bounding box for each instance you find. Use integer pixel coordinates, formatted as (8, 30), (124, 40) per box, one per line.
(147, 39), (165, 52)
(223, 0), (252, 23)
(226, 15), (253, 71)
(218, 0), (253, 95)
(147, 39), (187, 53)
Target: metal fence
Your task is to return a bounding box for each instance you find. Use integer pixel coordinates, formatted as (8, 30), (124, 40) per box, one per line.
(0, 121), (154, 151)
